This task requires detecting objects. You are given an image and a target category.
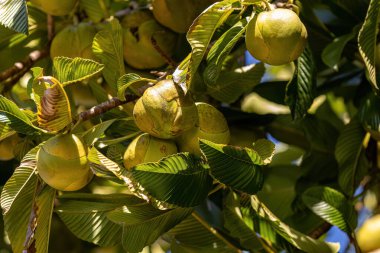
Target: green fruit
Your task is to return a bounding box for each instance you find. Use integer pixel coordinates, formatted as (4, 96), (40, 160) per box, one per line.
(133, 79), (199, 139)
(357, 215), (380, 252)
(123, 133), (178, 170)
(177, 102), (230, 155)
(152, 0), (216, 33)
(30, 0), (77, 16)
(0, 134), (20, 161)
(122, 11), (177, 69)
(245, 8), (307, 65)
(37, 134), (93, 191)
(50, 23), (97, 60)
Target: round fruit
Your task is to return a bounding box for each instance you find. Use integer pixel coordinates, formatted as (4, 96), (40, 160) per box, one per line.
(30, 0), (77, 16)
(37, 134), (93, 191)
(177, 102), (230, 155)
(0, 134), (20, 161)
(123, 133), (178, 170)
(152, 0), (217, 33)
(133, 79), (199, 139)
(50, 23), (97, 60)
(245, 8), (307, 65)
(357, 214), (380, 252)
(122, 11), (177, 69)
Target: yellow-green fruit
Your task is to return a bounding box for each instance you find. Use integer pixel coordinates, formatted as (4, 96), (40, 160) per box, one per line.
(0, 134), (20, 161)
(245, 8), (307, 65)
(152, 0), (216, 33)
(123, 133), (178, 170)
(50, 23), (97, 60)
(177, 102), (230, 155)
(122, 11), (177, 69)
(30, 0), (77, 16)
(37, 134), (93, 191)
(133, 79), (199, 139)
(357, 215), (380, 252)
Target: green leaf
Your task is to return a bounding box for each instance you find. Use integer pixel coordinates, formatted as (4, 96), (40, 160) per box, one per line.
(207, 63), (265, 103)
(182, 0), (239, 91)
(81, 119), (117, 146)
(117, 73), (155, 100)
(79, 0), (107, 23)
(0, 122), (15, 141)
(250, 195), (340, 253)
(132, 153), (212, 207)
(335, 117), (369, 196)
(302, 186), (357, 234)
(203, 19), (247, 85)
(285, 46), (316, 119)
(358, 93), (380, 133)
(107, 205), (192, 253)
(252, 139), (275, 165)
(200, 139), (264, 194)
(0, 95), (42, 134)
(92, 18), (125, 93)
(0, 0), (28, 34)
(358, 0), (380, 91)
(52, 57), (104, 86)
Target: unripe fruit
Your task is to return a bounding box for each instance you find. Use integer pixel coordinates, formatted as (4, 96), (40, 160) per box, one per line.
(122, 11), (177, 69)
(245, 8), (307, 65)
(177, 102), (230, 155)
(37, 134), (93, 191)
(152, 0), (217, 33)
(50, 23), (97, 60)
(357, 215), (380, 252)
(30, 0), (77, 16)
(0, 134), (20, 161)
(123, 133), (178, 170)
(133, 79), (199, 139)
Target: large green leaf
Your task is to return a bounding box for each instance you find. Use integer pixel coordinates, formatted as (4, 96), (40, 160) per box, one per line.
(92, 18), (125, 93)
(0, 0), (28, 34)
(52, 57), (104, 86)
(0, 95), (42, 134)
(200, 139), (264, 194)
(207, 63), (265, 104)
(285, 46), (316, 119)
(132, 153), (212, 207)
(335, 117), (369, 196)
(302, 186), (357, 234)
(203, 19), (247, 85)
(181, 0), (239, 91)
(358, 0), (380, 91)
(107, 205), (192, 253)
(250, 196), (340, 253)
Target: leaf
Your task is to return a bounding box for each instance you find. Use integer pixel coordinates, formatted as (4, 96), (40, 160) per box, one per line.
(81, 119), (117, 146)
(358, 92), (380, 133)
(302, 186), (357, 234)
(117, 73), (155, 100)
(207, 63), (265, 103)
(52, 57), (104, 86)
(203, 19), (247, 85)
(92, 18), (125, 93)
(252, 139), (275, 165)
(0, 0), (28, 34)
(107, 205), (193, 253)
(132, 153), (212, 207)
(200, 139), (264, 194)
(250, 195), (340, 253)
(358, 0), (380, 91)
(34, 76), (72, 133)
(79, 0), (107, 23)
(285, 46), (316, 119)
(335, 117), (369, 196)
(183, 0), (239, 91)
(0, 95), (42, 135)
(0, 122), (15, 141)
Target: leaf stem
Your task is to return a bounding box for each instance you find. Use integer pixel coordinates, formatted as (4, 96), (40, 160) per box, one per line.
(351, 232), (362, 253)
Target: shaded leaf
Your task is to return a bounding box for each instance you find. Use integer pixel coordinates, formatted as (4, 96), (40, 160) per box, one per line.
(0, 0), (28, 34)
(358, 93), (380, 133)
(252, 139), (275, 165)
(80, 0), (107, 23)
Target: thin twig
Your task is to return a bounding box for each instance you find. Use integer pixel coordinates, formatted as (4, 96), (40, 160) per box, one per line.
(308, 222), (332, 239)
(151, 36), (177, 68)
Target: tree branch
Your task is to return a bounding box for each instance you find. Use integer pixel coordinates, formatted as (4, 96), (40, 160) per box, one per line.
(308, 222), (332, 239)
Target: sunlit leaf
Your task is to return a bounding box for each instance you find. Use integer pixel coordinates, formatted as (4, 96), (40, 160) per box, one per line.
(81, 119), (117, 146)
(0, 0), (28, 34)
(117, 73), (155, 100)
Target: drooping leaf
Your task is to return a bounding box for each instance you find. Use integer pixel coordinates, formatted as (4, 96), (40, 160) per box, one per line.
(52, 57), (104, 86)
(132, 153), (212, 207)
(117, 73), (155, 100)
(250, 196), (340, 253)
(0, 0), (28, 34)
(285, 46), (316, 119)
(200, 139), (264, 194)
(357, 0), (380, 90)
(92, 18), (125, 93)
(207, 63), (265, 103)
(107, 205), (193, 253)
(335, 117), (369, 197)
(302, 186), (357, 234)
